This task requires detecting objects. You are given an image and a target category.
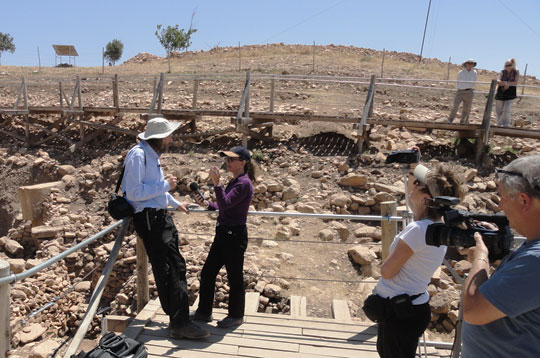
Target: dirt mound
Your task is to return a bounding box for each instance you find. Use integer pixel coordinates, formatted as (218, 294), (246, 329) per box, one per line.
(123, 52), (163, 65)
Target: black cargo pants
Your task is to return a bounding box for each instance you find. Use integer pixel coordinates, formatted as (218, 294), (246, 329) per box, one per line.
(133, 208), (189, 326)
(197, 225), (248, 318)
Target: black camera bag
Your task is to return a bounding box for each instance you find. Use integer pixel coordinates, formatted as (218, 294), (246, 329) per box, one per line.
(73, 332), (147, 358)
(107, 166), (134, 220)
(362, 293), (391, 323)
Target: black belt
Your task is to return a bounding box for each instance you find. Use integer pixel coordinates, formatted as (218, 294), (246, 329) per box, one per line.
(141, 208), (167, 215)
(216, 223), (246, 228)
(459, 88), (473, 91)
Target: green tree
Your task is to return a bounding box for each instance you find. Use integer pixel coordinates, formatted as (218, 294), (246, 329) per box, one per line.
(104, 39), (124, 65)
(155, 20), (196, 72)
(0, 32), (16, 65)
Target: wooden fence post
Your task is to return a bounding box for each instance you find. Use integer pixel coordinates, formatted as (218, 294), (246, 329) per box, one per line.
(59, 82), (64, 108)
(0, 260), (11, 357)
(113, 74), (119, 110)
(192, 78), (199, 109)
(136, 237), (149, 312)
(475, 79), (497, 164)
(270, 78), (275, 112)
(242, 70), (251, 148)
(356, 74), (376, 154)
(381, 201), (397, 260)
(312, 41), (315, 72)
(238, 42), (241, 71)
(380, 48), (385, 78)
(157, 73), (165, 114)
(446, 56), (451, 82)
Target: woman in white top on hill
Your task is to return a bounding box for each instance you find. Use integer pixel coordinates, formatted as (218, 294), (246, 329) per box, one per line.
(373, 162), (465, 358)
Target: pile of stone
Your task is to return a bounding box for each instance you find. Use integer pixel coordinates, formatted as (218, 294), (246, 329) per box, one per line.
(123, 52), (163, 65)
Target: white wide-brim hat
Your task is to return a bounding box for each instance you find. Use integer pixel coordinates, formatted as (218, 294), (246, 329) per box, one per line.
(138, 117), (181, 140)
(462, 59), (477, 67)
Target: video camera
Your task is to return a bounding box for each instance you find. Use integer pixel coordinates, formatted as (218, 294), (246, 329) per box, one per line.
(385, 149), (420, 164)
(425, 196), (514, 261)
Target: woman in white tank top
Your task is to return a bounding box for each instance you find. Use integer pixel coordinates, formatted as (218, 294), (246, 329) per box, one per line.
(373, 162), (466, 358)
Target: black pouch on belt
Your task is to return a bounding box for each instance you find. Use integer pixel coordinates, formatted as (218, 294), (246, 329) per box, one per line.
(390, 293), (422, 319)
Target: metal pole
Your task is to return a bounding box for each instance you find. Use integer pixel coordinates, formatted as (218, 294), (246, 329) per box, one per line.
(238, 41), (241, 71)
(419, 0), (432, 62)
(0, 260), (10, 357)
(189, 208), (403, 222)
(102, 47), (105, 75)
(0, 220), (124, 286)
(37, 47), (41, 71)
(64, 218), (131, 358)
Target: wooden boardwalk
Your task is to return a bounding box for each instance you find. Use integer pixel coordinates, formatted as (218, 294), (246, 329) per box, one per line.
(122, 296), (452, 358)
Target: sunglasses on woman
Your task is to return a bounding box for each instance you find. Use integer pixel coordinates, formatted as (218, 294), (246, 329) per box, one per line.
(225, 157), (241, 163)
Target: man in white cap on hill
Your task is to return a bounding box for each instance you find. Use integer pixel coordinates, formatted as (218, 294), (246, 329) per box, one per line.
(448, 59), (478, 124)
(122, 117), (209, 339)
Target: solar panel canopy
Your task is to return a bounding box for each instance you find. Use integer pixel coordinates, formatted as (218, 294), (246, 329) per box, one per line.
(52, 45), (78, 56)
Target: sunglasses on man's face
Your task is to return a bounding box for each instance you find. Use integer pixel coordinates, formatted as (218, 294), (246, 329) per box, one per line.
(505, 64), (512, 67)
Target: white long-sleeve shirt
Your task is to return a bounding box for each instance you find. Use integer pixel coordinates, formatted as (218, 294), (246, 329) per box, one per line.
(456, 69), (477, 90)
(121, 140), (180, 213)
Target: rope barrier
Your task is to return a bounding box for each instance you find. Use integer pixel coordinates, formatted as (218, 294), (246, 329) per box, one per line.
(243, 273), (378, 285)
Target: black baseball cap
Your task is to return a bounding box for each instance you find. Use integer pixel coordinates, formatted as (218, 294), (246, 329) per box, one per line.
(219, 146), (251, 162)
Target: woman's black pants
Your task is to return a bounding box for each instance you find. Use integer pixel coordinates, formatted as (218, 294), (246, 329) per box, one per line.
(133, 209), (189, 326)
(376, 302), (431, 358)
(197, 225), (248, 318)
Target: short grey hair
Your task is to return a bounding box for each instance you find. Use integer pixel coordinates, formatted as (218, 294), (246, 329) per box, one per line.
(498, 155), (540, 199)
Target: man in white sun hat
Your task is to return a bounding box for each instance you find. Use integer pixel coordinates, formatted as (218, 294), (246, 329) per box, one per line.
(122, 117), (209, 339)
(448, 59), (478, 124)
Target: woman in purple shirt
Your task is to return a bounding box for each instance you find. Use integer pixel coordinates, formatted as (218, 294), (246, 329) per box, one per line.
(191, 146), (256, 328)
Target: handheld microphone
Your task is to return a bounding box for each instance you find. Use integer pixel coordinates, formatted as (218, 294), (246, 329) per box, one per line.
(189, 182), (206, 201)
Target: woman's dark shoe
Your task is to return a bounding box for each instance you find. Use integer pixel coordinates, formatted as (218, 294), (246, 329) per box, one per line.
(217, 316), (243, 329)
(189, 311), (213, 322)
(169, 321), (210, 339)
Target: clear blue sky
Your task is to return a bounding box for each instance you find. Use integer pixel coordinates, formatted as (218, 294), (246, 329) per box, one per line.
(2, 0), (540, 77)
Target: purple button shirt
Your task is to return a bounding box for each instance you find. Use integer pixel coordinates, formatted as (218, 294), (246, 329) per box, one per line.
(208, 173), (253, 226)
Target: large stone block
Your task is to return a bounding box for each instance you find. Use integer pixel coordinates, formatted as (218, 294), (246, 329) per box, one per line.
(18, 182), (63, 223)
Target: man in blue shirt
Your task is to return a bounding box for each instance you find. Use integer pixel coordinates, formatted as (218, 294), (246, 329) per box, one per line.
(122, 117), (209, 339)
(461, 155), (540, 357)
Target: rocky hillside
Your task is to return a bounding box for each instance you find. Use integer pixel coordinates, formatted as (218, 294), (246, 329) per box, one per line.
(1, 43), (540, 356)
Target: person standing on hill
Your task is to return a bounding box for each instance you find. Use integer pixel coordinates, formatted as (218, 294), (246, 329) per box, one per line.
(122, 117), (209, 340)
(448, 59), (478, 124)
(495, 58), (520, 127)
